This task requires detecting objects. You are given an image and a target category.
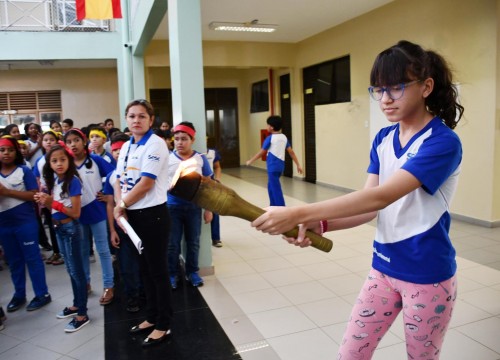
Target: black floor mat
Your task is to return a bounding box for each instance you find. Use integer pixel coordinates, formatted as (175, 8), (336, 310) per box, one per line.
(104, 267), (242, 360)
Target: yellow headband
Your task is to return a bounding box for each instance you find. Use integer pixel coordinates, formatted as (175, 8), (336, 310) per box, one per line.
(89, 129), (107, 140)
(17, 140), (27, 146)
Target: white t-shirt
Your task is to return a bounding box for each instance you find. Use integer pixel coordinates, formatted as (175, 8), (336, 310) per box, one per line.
(116, 130), (169, 209)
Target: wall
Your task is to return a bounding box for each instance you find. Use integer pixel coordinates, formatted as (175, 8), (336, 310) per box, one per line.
(0, 68), (121, 128)
(289, 0), (498, 224)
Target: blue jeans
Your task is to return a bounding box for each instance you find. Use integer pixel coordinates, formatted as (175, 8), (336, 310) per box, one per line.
(268, 171), (285, 206)
(81, 220), (114, 288)
(211, 213), (220, 241)
(168, 204), (201, 276)
(0, 220), (49, 299)
(55, 220), (87, 317)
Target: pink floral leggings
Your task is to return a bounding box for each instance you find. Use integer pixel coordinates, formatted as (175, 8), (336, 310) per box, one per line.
(337, 268), (457, 360)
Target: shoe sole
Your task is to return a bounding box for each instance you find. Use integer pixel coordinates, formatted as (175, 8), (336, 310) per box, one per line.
(64, 319), (90, 333)
(57, 312), (78, 319)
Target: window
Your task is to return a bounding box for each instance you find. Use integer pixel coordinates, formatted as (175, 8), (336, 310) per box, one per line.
(314, 55), (351, 105)
(250, 80), (269, 113)
(0, 90), (62, 134)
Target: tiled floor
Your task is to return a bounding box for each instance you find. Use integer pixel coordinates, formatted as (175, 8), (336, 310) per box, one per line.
(1, 167), (500, 359)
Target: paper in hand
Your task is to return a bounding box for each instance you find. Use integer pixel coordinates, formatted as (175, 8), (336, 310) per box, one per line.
(118, 217), (143, 254)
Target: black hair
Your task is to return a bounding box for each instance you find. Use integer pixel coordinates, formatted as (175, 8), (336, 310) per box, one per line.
(266, 115), (283, 131)
(62, 118), (74, 127)
(153, 128), (169, 140)
(64, 128), (92, 169)
(108, 127), (121, 139)
(110, 132), (130, 144)
(43, 144), (81, 198)
(24, 122), (42, 135)
(174, 121), (196, 139)
(50, 120), (62, 127)
(370, 40), (464, 129)
(41, 130), (61, 154)
(0, 136), (24, 167)
(104, 118), (114, 126)
(3, 124), (19, 137)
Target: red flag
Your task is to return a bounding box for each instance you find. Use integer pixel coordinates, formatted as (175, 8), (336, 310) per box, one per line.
(76, 0), (122, 21)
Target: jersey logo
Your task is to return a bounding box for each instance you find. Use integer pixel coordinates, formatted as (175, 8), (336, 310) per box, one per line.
(148, 154), (160, 162)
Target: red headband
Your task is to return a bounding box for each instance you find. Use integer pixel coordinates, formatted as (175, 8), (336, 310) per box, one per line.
(173, 125), (196, 138)
(0, 138), (14, 147)
(57, 140), (75, 158)
(111, 141), (126, 151)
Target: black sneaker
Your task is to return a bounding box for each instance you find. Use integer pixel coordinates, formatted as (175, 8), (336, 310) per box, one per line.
(64, 316), (90, 333)
(7, 296), (26, 312)
(212, 240), (223, 248)
(27, 294), (52, 311)
(57, 307), (78, 319)
(126, 298), (140, 313)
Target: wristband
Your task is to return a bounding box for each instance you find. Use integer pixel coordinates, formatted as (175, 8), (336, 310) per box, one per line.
(319, 220), (328, 235)
(52, 200), (66, 213)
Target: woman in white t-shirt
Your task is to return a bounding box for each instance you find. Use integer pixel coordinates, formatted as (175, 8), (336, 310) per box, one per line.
(113, 99), (172, 348)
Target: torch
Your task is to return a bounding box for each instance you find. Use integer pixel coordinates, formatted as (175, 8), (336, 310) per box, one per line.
(169, 170), (333, 253)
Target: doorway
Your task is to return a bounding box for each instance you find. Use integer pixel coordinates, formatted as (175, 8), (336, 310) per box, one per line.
(149, 88), (240, 168)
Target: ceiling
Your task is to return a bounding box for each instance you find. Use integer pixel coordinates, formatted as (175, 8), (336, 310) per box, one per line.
(0, 0), (393, 70)
(155, 0), (393, 43)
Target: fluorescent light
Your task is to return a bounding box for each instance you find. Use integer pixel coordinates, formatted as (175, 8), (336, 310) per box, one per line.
(209, 20), (277, 33)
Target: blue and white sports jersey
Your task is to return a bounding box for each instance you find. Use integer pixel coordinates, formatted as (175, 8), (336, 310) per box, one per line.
(77, 153), (114, 224)
(262, 133), (290, 173)
(33, 154), (46, 179)
(0, 165), (38, 226)
(368, 117), (462, 284)
(167, 150), (212, 206)
(52, 176), (82, 221)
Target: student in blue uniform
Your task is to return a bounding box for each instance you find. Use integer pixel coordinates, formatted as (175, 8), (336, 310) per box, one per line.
(0, 136), (51, 313)
(35, 144), (89, 333)
(205, 146), (223, 247)
(251, 40), (464, 360)
(103, 133), (142, 313)
(246, 115), (303, 206)
(167, 122), (213, 289)
(64, 128), (115, 305)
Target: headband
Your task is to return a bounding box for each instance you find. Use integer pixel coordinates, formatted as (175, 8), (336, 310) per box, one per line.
(66, 128), (87, 142)
(89, 129), (107, 140)
(111, 141), (126, 151)
(0, 138), (14, 147)
(43, 129), (62, 140)
(173, 124), (196, 138)
(17, 140), (27, 146)
(57, 140), (75, 158)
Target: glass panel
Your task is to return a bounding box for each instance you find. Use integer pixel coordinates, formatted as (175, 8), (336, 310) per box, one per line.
(13, 114), (37, 133)
(219, 108), (238, 151)
(40, 112), (62, 132)
(0, 115), (9, 128)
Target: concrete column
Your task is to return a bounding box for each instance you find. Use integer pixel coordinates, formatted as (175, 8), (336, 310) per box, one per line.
(168, 0), (213, 275)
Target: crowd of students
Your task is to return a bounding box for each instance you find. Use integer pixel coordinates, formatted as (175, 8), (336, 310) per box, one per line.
(0, 108), (222, 341)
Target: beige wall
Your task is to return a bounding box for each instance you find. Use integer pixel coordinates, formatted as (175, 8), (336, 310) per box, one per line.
(0, 68), (120, 128)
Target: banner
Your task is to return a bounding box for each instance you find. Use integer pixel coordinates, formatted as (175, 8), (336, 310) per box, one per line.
(76, 0), (122, 21)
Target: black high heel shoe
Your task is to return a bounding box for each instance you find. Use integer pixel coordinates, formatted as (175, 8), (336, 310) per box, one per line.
(142, 329), (171, 347)
(129, 323), (155, 335)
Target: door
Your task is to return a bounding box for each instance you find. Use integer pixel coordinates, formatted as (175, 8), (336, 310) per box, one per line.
(303, 66), (317, 183)
(205, 88), (240, 168)
(280, 74), (293, 178)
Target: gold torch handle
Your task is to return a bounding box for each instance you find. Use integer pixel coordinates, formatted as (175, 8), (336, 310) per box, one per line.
(193, 178), (333, 253)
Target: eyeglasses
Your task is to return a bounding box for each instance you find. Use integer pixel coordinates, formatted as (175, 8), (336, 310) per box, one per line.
(368, 80), (421, 101)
